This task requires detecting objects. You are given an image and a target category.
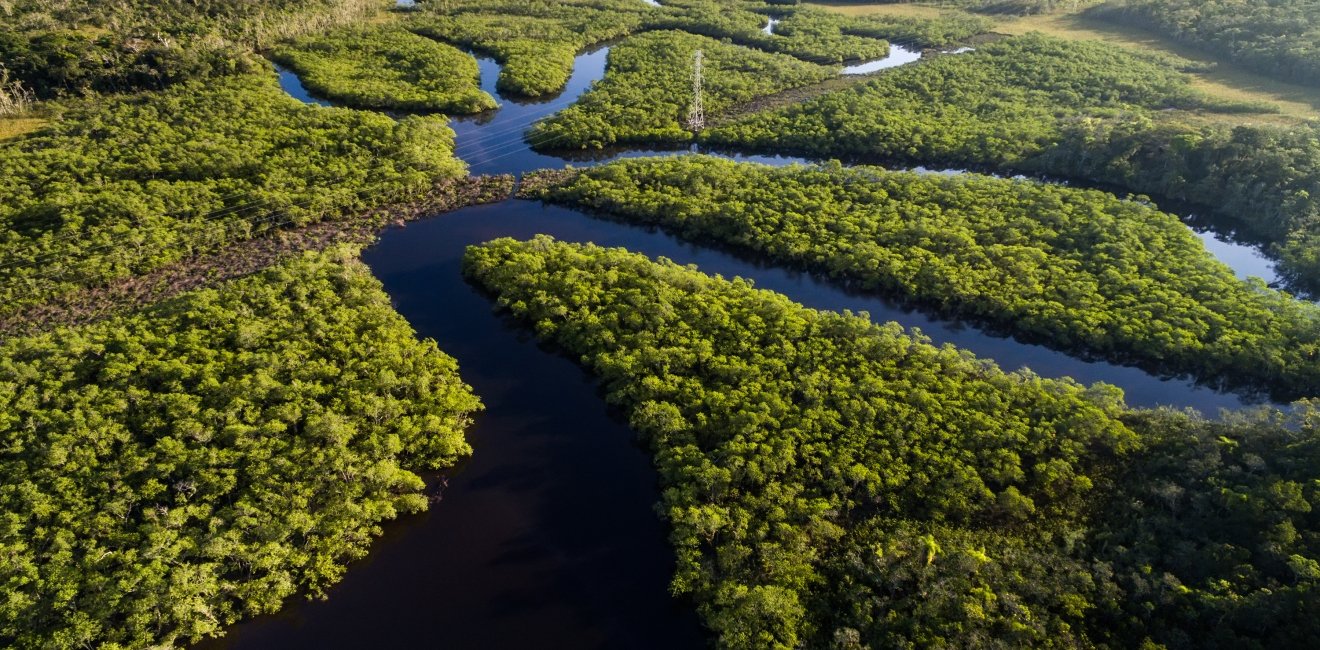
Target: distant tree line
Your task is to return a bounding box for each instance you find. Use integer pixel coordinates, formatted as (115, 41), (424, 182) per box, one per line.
(1093, 0), (1320, 87)
(704, 34), (1320, 295)
(408, 0), (985, 97)
(815, 0), (1102, 16)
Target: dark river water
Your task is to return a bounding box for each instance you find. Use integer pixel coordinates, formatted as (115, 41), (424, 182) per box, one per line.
(211, 39), (1291, 649)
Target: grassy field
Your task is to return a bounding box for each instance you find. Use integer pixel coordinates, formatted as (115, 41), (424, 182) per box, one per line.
(810, 2), (1320, 123)
(811, 2), (953, 19)
(0, 116), (47, 141)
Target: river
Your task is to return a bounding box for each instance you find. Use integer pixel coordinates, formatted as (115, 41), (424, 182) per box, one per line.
(211, 37), (1288, 649)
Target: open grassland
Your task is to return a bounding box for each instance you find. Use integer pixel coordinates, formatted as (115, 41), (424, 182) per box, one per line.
(0, 117), (47, 141)
(811, 2), (1320, 122)
(810, 2), (954, 19)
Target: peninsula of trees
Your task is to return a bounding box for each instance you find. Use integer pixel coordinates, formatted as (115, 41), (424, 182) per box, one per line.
(464, 236), (1320, 650)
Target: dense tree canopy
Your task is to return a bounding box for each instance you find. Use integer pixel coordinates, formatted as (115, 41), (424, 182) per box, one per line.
(818, 0), (1101, 15)
(0, 74), (465, 316)
(6, 1), (1320, 647)
(464, 235), (1135, 648)
(648, 1), (890, 64)
(0, 0), (389, 96)
(271, 25), (496, 113)
(708, 33), (1253, 167)
(0, 246), (481, 649)
(1093, 407), (1320, 648)
(407, 0), (652, 98)
(530, 31), (837, 150)
(526, 155), (1320, 400)
(463, 236), (1320, 649)
(1034, 115), (1320, 295)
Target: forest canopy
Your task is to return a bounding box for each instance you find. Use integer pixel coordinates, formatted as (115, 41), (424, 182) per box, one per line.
(707, 33), (1255, 166)
(406, 0), (983, 97)
(407, 0), (651, 98)
(0, 0), (390, 96)
(817, 0), (1101, 15)
(0, 246), (481, 649)
(6, 0), (1320, 647)
(529, 31), (837, 150)
(464, 236), (1320, 650)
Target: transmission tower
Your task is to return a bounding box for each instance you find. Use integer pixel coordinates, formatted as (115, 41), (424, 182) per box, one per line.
(686, 50), (705, 132)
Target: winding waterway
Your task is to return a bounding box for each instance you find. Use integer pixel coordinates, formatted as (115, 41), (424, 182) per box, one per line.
(214, 39), (1291, 649)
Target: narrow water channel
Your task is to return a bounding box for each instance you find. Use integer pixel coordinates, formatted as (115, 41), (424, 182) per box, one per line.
(208, 197), (1255, 650)
(842, 43), (924, 74)
(274, 64), (332, 107)
(451, 48), (612, 176)
(218, 34), (1291, 649)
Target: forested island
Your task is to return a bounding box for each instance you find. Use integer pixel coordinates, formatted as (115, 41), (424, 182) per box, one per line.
(3, 0), (1320, 648)
(271, 25), (496, 113)
(464, 236), (1320, 649)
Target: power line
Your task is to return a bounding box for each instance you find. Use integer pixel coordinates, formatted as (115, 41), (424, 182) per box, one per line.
(686, 49), (705, 132)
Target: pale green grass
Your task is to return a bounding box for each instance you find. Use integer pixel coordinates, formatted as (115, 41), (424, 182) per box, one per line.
(0, 117), (47, 141)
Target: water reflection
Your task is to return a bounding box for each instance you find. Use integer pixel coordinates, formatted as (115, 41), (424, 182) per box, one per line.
(842, 44), (924, 75)
(275, 64), (333, 107)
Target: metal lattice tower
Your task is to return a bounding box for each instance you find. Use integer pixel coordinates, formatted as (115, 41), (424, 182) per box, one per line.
(686, 50), (705, 132)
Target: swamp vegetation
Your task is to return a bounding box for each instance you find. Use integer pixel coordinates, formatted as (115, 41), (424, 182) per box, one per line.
(705, 33), (1320, 294)
(0, 248), (480, 648)
(2, 0), (1320, 647)
(464, 236), (1320, 650)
